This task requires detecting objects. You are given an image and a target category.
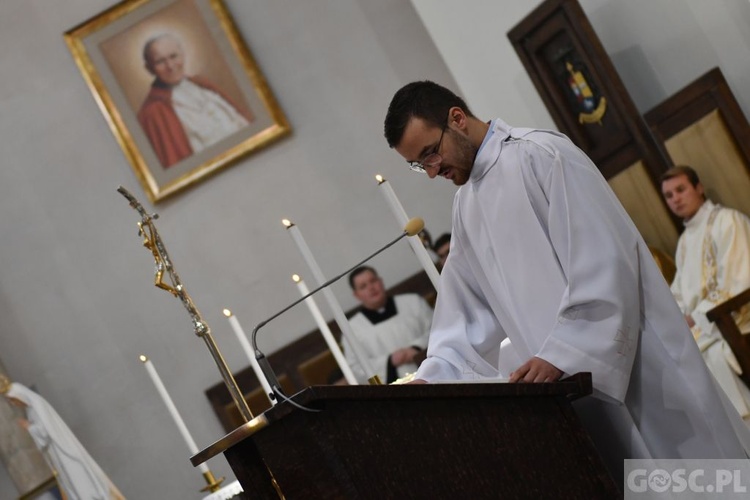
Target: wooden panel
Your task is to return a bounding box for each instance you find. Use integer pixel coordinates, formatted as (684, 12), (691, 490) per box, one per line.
(507, 0), (669, 181)
(297, 350), (342, 387)
(664, 110), (750, 216)
(707, 288), (750, 388)
(608, 161), (679, 256)
(645, 67), (750, 216)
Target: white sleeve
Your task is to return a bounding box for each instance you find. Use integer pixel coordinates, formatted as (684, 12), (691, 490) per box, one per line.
(416, 218), (506, 382)
(532, 148), (640, 402)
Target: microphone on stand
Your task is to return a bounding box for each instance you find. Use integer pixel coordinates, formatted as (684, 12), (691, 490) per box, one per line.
(251, 217), (425, 408)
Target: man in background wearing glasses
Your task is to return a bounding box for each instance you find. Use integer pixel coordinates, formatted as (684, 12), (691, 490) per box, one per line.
(382, 80), (750, 483)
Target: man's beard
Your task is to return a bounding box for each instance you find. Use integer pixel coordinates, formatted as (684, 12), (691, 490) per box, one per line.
(448, 131), (479, 186)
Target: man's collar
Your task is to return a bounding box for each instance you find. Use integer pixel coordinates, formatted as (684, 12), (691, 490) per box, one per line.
(359, 296), (397, 325)
(684, 199), (714, 227)
(469, 119), (512, 183)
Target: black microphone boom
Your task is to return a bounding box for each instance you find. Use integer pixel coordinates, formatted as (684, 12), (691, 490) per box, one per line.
(251, 217), (425, 403)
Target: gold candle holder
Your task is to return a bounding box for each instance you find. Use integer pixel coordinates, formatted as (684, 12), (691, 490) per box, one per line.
(200, 470), (225, 493)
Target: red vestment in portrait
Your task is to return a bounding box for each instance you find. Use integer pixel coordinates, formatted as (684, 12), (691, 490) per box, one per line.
(137, 76), (253, 168)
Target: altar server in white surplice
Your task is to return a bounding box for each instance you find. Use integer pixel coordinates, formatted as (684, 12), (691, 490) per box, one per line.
(383, 81), (750, 481)
(344, 266), (432, 384)
(662, 165), (750, 423)
(3, 380), (125, 500)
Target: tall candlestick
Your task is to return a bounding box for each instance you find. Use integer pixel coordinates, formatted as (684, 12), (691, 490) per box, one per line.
(375, 175), (441, 289)
(282, 219), (374, 378)
(292, 274), (358, 385)
(139, 355), (209, 473)
(223, 309), (275, 405)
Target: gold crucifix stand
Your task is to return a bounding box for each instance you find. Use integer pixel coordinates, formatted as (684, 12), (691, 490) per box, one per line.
(118, 187), (257, 494)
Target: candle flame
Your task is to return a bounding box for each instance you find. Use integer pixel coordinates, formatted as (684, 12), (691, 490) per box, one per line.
(282, 219), (293, 228)
(139, 355), (148, 363)
(222, 309), (232, 317)
(292, 274), (301, 283)
(375, 174), (385, 184)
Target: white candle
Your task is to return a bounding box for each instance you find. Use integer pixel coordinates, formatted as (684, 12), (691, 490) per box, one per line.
(139, 355), (209, 473)
(293, 274), (358, 385)
(375, 174), (409, 226)
(375, 175), (441, 289)
(222, 309), (275, 405)
(282, 219), (374, 378)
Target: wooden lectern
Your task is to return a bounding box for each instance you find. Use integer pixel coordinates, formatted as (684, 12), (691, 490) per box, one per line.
(193, 373), (618, 499)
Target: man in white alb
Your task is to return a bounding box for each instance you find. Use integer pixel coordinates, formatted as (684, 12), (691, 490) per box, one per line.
(343, 266), (432, 384)
(138, 33), (252, 168)
(662, 165), (750, 424)
(383, 80), (750, 482)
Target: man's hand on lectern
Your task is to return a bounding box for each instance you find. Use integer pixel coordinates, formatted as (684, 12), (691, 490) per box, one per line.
(406, 379), (428, 385)
(509, 357), (563, 383)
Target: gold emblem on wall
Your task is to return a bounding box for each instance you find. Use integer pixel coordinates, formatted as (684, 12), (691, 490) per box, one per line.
(566, 61), (607, 125)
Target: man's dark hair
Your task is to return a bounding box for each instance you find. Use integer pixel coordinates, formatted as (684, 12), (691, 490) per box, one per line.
(660, 165), (701, 188)
(433, 233), (451, 252)
(348, 266), (377, 290)
(384, 81), (474, 148)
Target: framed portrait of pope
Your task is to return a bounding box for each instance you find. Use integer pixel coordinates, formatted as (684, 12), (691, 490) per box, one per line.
(65, 0), (290, 202)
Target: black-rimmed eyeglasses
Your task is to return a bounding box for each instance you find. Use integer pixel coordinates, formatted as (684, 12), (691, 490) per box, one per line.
(408, 123), (446, 173)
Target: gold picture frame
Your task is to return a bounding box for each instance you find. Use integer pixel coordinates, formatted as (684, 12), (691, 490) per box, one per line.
(65, 0), (291, 202)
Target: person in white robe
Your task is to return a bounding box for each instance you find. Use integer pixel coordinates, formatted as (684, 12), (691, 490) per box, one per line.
(383, 81), (750, 483)
(2, 380), (125, 500)
(662, 165), (750, 423)
(343, 266), (432, 384)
